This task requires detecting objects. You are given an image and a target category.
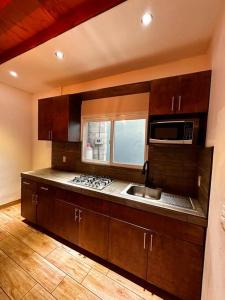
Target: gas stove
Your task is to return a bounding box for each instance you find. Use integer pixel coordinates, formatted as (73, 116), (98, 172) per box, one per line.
(69, 174), (113, 190)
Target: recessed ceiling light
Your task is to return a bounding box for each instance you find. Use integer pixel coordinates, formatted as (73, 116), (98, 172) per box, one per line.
(141, 12), (153, 26)
(9, 70), (18, 78)
(54, 50), (64, 60)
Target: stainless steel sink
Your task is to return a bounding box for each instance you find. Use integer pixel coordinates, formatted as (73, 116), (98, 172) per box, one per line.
(121, 184), (196, 210)
(124, 184), (162, 200)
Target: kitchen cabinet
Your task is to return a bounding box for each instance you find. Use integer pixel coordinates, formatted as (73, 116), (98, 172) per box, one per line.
(38, 94), (82, 142)
(179, 71), (211, 114)
(53, 194), (79, 245)
(36, 184), (54, 232)
(147, 232), (203, 300)
(21, 176), (205, 300)
(149, 76), (179, 115)
(38, 98), (52, 140)
(78, 207), (109, 259)
(21, 179), (37, 223)
(108, 218), (149, 279)
(149, 71), (211, 115)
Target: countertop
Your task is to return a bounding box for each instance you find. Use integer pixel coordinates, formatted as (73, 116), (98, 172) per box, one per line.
(21, 168), (207, 227)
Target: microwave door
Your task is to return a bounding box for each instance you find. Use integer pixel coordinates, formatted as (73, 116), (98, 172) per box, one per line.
(151, 122), (184, 140)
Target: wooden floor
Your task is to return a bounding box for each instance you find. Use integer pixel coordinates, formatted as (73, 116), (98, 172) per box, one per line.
(0, 204), (163, 300)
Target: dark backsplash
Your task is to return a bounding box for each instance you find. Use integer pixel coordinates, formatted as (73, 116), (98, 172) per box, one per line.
(52, 142), (144, 183)
(52, 142), (213, 206)
(197, 147), (214, 215)
(148, 144), (200, 197)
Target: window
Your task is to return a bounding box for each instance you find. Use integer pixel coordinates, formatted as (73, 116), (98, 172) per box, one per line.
(113, 119), (146, 165)
(82, 117), (147, 168)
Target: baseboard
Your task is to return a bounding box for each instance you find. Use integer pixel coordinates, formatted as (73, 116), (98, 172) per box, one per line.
(0, 199), (21, 210)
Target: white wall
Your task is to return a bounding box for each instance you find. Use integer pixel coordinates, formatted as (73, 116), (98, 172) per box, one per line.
(0, 83), (33, 205)
(202, 4), (225, 300)
(31, 96), (51, 170)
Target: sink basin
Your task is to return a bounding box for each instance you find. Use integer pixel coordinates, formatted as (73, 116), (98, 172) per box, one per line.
(125, 184), (162, 200)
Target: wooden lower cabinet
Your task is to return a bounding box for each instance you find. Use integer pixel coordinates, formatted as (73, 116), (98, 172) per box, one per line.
(108, 218), (149, 279)
(21, 179), (37, 223)
(78, 207), (109, 259)
(53, 198), (79, 245)
(36, 184), (54, 232)
(147, 232), (203, 300)
(21, 178), (205, 299)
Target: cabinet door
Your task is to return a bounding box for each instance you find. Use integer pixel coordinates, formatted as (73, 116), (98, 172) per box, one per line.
(36, 184), (54, 232)
(109, 218), (149, 279)
(147, 233), (203, 300)
(150, 77), (179, 115)
(52, 95), (69, 142)
(53, 197), (79, 245)
(178, 71), (211, 113)
(38, 98), (52, 140)
(78, 208), (109, 259)
(21, 179), (37, 223)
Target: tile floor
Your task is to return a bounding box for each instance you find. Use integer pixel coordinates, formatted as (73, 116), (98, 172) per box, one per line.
(0, 203), (163, 300)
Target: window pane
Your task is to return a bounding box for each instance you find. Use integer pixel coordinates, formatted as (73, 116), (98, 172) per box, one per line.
(113, 119), (145, 165)
(83, 121), (111, 162)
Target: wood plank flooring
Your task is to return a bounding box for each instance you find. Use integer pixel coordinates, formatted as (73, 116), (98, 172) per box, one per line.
(0, 204), (163, 300)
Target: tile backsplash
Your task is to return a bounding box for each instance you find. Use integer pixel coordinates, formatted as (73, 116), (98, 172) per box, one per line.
(52, 142), (213, 205)
(52, 142), (144, 183)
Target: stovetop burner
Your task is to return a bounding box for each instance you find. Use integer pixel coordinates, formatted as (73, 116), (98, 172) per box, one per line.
(69, 174), (113, 190)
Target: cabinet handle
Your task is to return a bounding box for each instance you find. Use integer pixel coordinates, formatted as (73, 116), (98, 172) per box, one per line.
(40, 186), (48, 191)
(74, 209), (78, 222)
(23, 181), (30, 185)
(143, 232), (147, 249)
(171, 96), (175, 111)
(78, 210), (82, 223)
(48, 130), (51, 140)
(150, 234), (153, 252)
(50, 130), (53, 140)
(178, 95), (182, 111)
(32, 194), (38, 205)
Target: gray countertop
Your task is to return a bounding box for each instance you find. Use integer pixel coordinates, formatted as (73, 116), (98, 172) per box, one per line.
(21, 168), (207, 227)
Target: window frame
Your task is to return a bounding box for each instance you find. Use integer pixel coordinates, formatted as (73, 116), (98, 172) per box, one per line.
(81, 113), (148, 169)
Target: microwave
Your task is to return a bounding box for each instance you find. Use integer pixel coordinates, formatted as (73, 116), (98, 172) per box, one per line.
(149, 119), (199, 144)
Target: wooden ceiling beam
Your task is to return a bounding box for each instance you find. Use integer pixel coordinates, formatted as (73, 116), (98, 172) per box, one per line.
(0, 0), (11, 11)
(0, 0), (126, 64)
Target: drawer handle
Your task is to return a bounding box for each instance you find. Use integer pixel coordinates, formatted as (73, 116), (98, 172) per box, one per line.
(23, 181), (30, 185)
(40, 187), (48, 191)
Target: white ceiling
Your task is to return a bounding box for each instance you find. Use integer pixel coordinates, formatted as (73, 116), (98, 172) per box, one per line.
(0, 0), (223, 93)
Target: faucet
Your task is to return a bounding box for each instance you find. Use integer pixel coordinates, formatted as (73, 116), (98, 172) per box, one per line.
(142, 160), (151, 187)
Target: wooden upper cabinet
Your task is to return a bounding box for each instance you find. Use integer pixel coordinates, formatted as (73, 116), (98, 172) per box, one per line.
(38, 94), (82, 142)
(178, 71), (211, 113)
(150, 76), (179, 115)
(147, 232), (204, 300)
(108, 218), (149, 279)
(149, 71), (211, 115)
(38, 98), (52, 140)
